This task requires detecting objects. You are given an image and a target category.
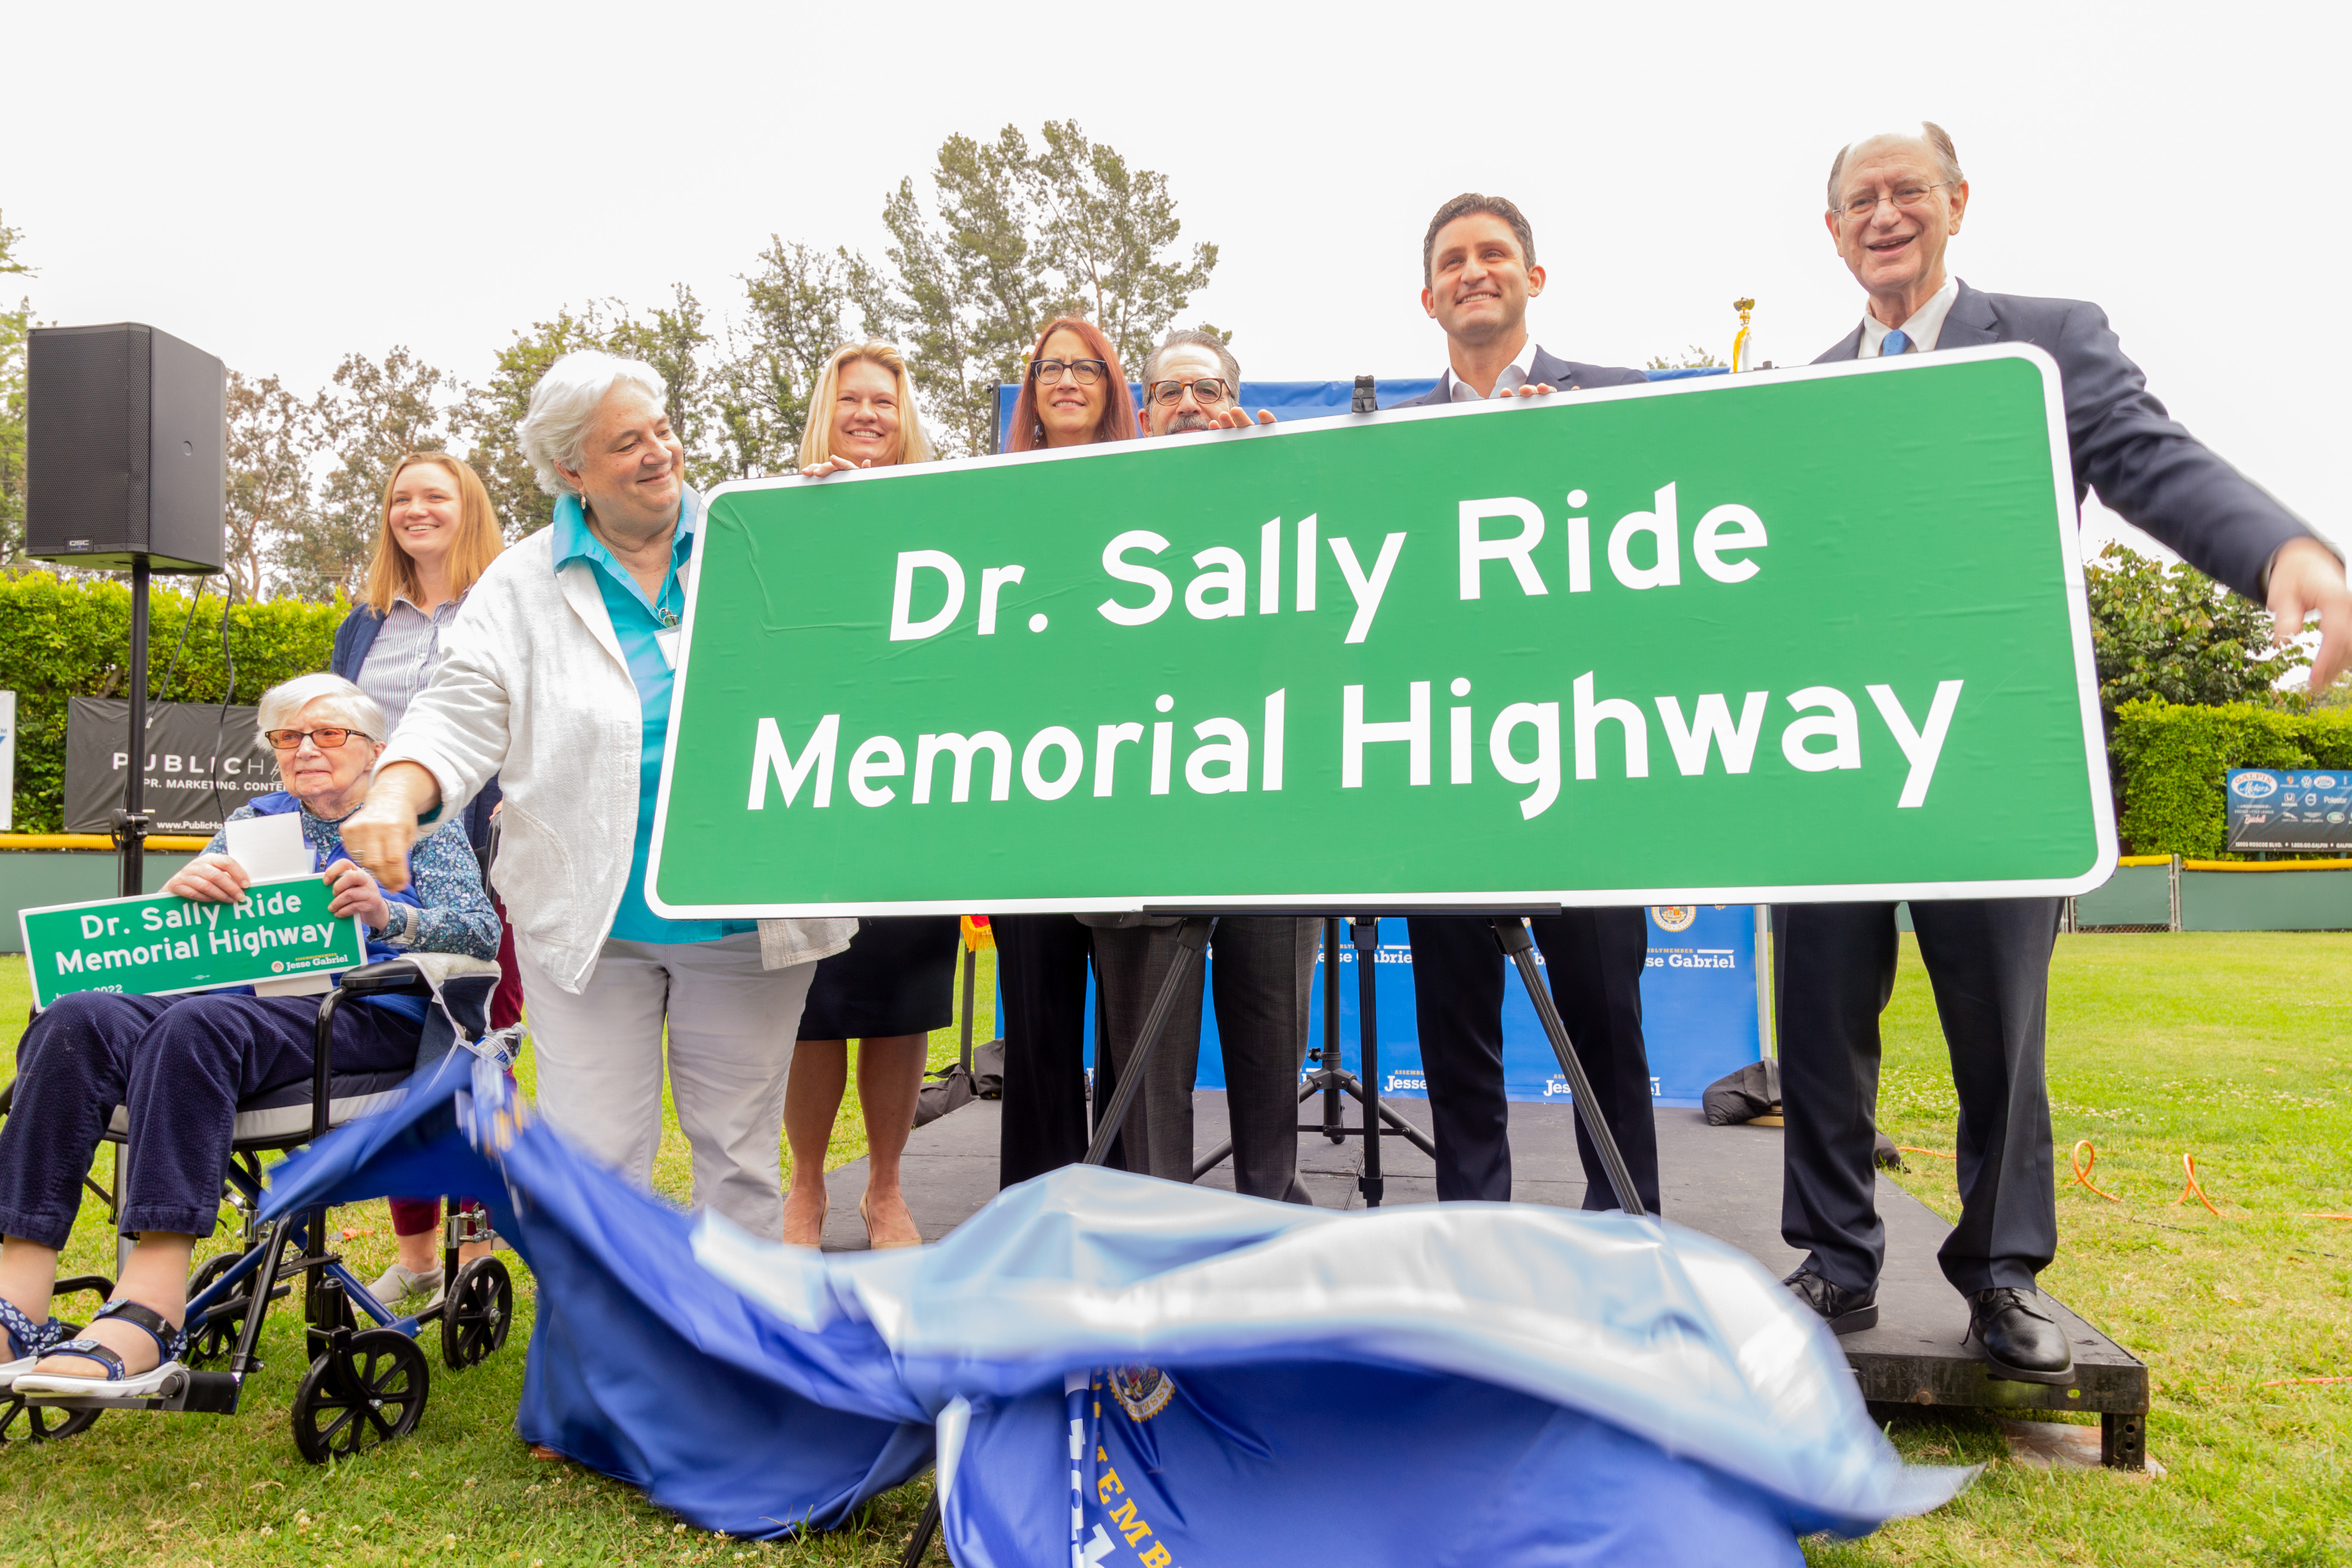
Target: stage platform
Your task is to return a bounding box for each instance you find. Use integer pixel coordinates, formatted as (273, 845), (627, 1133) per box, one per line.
(817, 1088), (2148, 1468)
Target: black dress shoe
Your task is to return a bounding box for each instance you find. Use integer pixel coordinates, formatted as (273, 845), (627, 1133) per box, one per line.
(1966, 1287), (2074, 1384)
(1782, 1266), (1879, 1334)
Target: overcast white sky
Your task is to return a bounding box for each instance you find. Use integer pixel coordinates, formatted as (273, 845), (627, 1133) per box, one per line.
(9, 2), (2340, 560)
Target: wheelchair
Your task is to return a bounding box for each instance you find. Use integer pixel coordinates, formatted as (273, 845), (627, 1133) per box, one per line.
(1, 955), (517, 1461)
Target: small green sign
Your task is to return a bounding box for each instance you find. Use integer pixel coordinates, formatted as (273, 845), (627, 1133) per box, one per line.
(19, 876), (367, 1009)
(649, 347), (2113, 916)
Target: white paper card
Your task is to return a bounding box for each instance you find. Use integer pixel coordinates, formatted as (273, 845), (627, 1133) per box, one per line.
(225, 812), (332, 995)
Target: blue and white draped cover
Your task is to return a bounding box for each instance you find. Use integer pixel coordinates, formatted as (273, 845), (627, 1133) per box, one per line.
(263, 1056), (1967, 1558)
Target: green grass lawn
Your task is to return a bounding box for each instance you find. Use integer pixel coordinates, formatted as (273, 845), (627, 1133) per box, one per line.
(0, 933), (2345, 1565)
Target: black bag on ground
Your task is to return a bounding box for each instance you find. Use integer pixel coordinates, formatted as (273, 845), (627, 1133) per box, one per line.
(912, 1038), (1006, 1128)
(1702, 1058), (1781, 1126)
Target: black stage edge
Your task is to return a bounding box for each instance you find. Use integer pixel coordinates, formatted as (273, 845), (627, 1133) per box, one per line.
(821, 1087), (2149, 1468)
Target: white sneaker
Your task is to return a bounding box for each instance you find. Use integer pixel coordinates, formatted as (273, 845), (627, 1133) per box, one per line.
(366, 1262), (444, 1308)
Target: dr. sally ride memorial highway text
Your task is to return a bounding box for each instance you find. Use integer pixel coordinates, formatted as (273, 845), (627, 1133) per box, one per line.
(647, 348), (2116, 916)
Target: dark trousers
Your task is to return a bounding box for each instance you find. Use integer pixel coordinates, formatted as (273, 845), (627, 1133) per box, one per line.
(993, 914), (1095, 1188)
(0, 991), (417, 1248)
(1093, 916), (1320, 1203)
(390, 897), (521, 1240)
(1405, 911), (1660, 1210)
(1776, 897), (2060, 1295)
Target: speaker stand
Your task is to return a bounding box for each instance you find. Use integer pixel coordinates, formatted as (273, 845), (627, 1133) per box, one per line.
(113, 553), (153, 897)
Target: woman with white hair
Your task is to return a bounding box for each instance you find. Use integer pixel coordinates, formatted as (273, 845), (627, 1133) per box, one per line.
(0, 674), (496, 1400)
(341, 351), (850, 1240)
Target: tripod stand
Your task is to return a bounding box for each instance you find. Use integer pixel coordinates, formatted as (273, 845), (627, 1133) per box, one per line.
(897, 909), (1649, 1567)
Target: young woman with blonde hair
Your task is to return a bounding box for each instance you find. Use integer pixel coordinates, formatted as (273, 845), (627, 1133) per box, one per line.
(780, 341), (955, 1249)
(328, 452), (515, 1305)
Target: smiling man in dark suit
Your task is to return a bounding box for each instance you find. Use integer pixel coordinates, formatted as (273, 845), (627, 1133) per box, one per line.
(1384, 194), (1661, 1216)
(1779, 122), (2352, 1384)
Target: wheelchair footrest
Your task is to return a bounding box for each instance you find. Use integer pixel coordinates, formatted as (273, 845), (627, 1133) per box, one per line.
(27, 1367), (240, 1415)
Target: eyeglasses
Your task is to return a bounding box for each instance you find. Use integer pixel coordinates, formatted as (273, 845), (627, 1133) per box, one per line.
(1149, 377), (1231, 407)
(264, 727), (372, 751)
(1838, 182), (1951, 221)
(1029, 358), (1108, 386)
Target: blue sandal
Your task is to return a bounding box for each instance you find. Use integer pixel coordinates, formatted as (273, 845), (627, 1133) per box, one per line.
(0, 1295), (74, 1391)
(14, 1299), (187, 1400)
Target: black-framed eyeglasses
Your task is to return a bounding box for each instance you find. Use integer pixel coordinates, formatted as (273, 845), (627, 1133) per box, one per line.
(1029, 357), (1108, 386)
(1149, 377), (1231, 407)
(264, 727), (373, 751)
(1838, 182), (1951, 221)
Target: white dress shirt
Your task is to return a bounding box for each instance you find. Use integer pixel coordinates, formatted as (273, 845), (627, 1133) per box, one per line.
(1857, 275), (1960, 357)
(1448, 339), (1541, 400)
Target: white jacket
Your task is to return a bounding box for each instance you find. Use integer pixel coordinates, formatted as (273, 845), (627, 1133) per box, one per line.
(379, 521), (852, 995)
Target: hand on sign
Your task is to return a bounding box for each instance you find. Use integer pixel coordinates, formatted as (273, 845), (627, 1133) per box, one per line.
(322, 858), (392, 932)
(799, 455), (869, 478)
(1205, 407), (1277, 429)
(1510, 383), (1560, 398)
(2269, 536), (2352, 691)
(164, 854), (250, 905)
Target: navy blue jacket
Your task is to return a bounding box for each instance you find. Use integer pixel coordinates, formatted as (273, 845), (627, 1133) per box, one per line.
(332, 604), (502, 857)
(1382, 346), (1648, 409)
(1816, 280), (2319, 602)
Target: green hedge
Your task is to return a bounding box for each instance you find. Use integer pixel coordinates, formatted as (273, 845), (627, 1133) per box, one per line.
(0, 572), (343, 833)
(2109, 698), (2352, 858)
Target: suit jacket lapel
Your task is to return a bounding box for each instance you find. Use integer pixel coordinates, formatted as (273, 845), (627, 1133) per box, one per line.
(1817, 324), (1866, 363)
(1933, 279), (2000, 350)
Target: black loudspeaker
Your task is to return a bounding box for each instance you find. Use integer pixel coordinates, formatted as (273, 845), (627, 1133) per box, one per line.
(27, 322), (226, 573)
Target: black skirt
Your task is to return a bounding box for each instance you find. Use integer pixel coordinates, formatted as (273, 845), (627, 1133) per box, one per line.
(796, 915), (962, 1039)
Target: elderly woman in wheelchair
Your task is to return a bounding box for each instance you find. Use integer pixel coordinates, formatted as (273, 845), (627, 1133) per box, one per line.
(0, 673), (497, 1402)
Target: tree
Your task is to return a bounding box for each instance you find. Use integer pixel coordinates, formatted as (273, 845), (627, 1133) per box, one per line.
(876, 128), (1057, 458)
(2083, 542), (2304, 720)
(457, 289), (719, 537)
(223, 371), (319, 601)
(1646, 346), (1723, 370)
(277, 347), (451, 600)
(0, 209), (34, 567)
(710, 240), (879, 480)
(1027, 119), (1220, 375)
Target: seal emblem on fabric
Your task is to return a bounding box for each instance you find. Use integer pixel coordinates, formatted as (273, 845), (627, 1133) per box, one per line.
(1110, 1365), (1173, 1421)
(1651, 905), (1697, 933)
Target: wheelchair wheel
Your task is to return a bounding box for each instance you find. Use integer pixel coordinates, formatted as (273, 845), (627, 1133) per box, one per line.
(0, 1386), (102, 1445)
(441, 1257), (514, 1370)
(185, 1253), (247, 1368)
(290, 1329), (429, 1464)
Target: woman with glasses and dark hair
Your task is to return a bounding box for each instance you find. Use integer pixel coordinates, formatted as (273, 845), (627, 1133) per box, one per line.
(992, 317), (1139, 1188)
(1004, 315), (1139, 452)
(0, 674), (496, 1402)
(328, 452), (516, 1308)
(778, 341), (950, 1249)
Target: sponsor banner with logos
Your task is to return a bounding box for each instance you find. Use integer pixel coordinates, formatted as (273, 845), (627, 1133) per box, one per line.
(2225, 767), (2352, 852)
(64, 697), (277, 834)
(653, 348), (2110, 915)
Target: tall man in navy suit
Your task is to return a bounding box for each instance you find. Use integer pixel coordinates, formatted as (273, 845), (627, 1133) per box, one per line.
(1384, 193), (1662, 1213)
(1780, 123), (2352, 1382)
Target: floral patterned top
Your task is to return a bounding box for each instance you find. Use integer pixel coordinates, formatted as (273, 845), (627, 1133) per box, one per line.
(203, 798), (498, 961)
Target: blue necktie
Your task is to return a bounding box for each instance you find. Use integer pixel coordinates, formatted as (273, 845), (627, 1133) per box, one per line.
(1882, 328), (1911, 356)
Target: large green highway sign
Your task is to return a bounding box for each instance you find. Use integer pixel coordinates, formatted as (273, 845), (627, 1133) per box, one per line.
(649, 347), (2111, 916)
(20, 876), (368, 1009)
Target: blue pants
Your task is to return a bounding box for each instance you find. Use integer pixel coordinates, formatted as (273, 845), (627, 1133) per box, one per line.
(0, 992), (416, 1248)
